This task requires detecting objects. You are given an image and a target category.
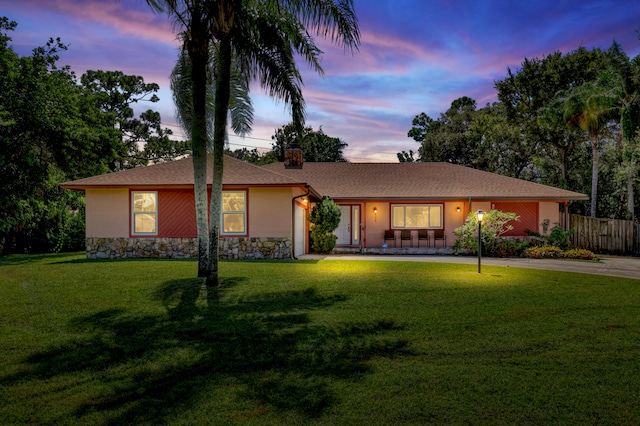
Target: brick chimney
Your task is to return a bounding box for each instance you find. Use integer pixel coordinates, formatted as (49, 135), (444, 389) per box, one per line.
(284, 145), (303, 169)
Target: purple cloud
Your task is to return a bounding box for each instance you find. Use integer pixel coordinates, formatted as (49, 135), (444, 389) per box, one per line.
(5, 0), (639, 162)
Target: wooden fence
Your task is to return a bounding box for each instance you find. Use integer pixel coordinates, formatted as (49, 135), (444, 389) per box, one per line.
(570, 214), (639, 255)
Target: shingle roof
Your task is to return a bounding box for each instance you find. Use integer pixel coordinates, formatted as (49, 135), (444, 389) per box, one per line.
(61, 155), (305, 188)
(62, 155), (588, 201)
(263, 162), (588, 201)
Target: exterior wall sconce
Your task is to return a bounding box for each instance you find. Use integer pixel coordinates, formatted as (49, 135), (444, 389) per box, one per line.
(456, 206), (461, 213)
(373, 207), (377, 222)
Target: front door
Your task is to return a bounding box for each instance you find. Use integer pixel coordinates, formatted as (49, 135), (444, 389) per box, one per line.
(335, 205), (360, 246)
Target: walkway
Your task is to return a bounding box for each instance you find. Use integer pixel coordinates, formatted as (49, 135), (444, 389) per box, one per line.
(298, 254), (640, 280)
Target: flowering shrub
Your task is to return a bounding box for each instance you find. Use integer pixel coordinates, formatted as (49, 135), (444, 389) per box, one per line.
(523, 245), (564, 259)
(523, 246), (597, 260)
(453, 210), (519, 255)
(563, 249), (597, 260)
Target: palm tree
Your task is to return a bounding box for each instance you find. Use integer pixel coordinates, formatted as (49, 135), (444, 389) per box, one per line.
(544, 43), (640, 219)
(147, 0), (360, 285)
(552, 70), (621, 217)
(607, 43), (640, 219)
(170, 45), (253, 273)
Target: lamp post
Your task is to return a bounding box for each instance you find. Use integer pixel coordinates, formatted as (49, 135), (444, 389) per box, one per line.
(476, 210), (484, 273)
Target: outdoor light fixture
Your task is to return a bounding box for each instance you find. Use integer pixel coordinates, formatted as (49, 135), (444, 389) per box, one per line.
(476, 210), (484, 273)
(456, 206), (461, 213)
(373, 207), (377, 222)
(373, 207), (377, 214)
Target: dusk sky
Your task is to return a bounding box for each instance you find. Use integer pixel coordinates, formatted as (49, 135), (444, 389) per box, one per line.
(4, 0), (640, 161)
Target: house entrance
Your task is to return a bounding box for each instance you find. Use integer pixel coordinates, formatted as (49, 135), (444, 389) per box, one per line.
(335, 205), (360, 246)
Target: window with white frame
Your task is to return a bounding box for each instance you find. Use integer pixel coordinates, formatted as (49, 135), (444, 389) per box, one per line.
(222, 191), (246, 234)
(391, 204), (442, 229)
(132, 192), (157, 234)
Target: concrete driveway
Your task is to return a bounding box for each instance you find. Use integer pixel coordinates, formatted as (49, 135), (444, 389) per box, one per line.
(298, 254), (640, 280)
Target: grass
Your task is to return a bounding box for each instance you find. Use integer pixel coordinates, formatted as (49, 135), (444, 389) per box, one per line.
(1, 253), (639, 425)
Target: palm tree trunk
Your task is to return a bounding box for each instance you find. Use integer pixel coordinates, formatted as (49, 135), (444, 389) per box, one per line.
(590, 136), (599, 218)
(190, 39), (210, 277)
(627, 174), (634, 220)
(207, 36), (233, 287)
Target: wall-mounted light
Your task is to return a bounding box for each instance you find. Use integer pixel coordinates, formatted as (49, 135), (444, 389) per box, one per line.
(373, 207), (377, 222)
(456, 206), (461, 213)
(373, 207), (377, 214)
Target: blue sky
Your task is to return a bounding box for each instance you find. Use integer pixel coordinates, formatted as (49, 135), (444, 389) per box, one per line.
(4, 0), (640, 161)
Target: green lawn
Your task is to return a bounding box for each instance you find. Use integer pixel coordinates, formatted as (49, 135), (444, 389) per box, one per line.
(1, 253), (639, 425)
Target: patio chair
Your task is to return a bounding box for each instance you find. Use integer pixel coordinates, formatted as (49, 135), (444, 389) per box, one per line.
(400, 230), (412, 247)
(433, 229), (446, 247)
(417, 229), (430, 247)
(384, 229), (395, 247)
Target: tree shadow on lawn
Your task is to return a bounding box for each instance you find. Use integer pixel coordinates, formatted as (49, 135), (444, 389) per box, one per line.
(2, 277), (409, 423)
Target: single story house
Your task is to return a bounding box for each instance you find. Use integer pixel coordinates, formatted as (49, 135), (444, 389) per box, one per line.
(61, 151), (588, 259)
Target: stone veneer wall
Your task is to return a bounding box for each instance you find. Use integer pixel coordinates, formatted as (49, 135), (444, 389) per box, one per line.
(86, 237), (292, 259)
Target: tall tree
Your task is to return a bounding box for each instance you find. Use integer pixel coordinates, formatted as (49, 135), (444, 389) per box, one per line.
(550, 67), (620, 217)
(606, 42), (640, 219)
(407, 112), (434, 143)
(147, 0), (359, 286)
(417, 96), (479, 165)
(81, 70), (189, 170)
(0, 18), (116, 253)
(170, 45), (254, 275)
(495, 48), (608, 188)
(271, 123), (348, 162)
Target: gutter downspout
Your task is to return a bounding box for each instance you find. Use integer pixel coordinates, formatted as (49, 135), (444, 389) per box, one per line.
(291, 186), (311, 260)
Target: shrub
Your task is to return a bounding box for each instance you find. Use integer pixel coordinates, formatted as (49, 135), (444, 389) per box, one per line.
(564, 249), (597, 260)
(487, 240), (519, 258)
(546, 225), (573, 250)
(523, 245), (564, 259)
(453, 210), (519, 255)
(309, 197), (341, 253)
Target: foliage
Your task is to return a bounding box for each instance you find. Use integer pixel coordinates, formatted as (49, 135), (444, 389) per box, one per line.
(563, 248), (598, 260)
(309, 197), (341, 253)
(545, 224), (574, 250)
(271, 123), (348, 162)
(403, 43), (640, 220)
(0, 19), (182, 255)
(224, 147), (277, 165)
(418, 96), (479, 166)
(407, 112), (433, 143)
(396, 150), (416, 162)
(2, 254), (639, 424)
(453, 210), (519, 255)
(81, 70), (189, 170)
(152, 0), (359, 285)
(523, 245), (565, 259)
(524, 245), (596, 260)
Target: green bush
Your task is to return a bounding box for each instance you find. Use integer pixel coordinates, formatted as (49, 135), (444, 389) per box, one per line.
(487, 240), (519, 258)
(453, 210), (519, 255)
(546, 225), (573, 250)
(309, 197), (341, 253)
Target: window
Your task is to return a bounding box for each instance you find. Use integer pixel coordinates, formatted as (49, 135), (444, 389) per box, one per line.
(391, 204), (442, 229)
(222, 191), (246, 234)
(132, 192), (157, 234)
